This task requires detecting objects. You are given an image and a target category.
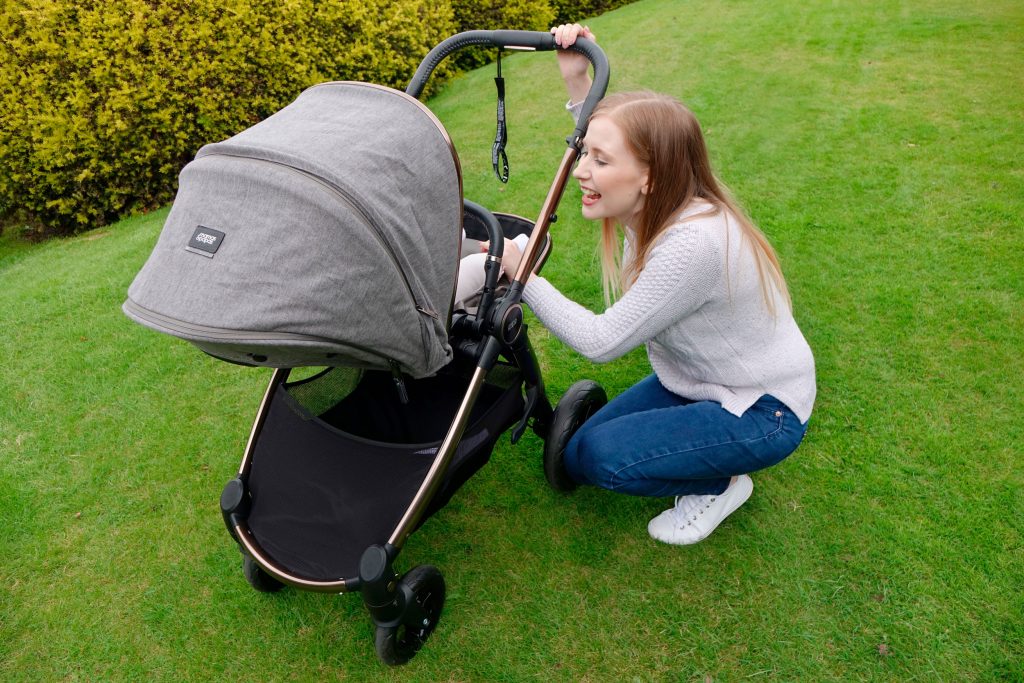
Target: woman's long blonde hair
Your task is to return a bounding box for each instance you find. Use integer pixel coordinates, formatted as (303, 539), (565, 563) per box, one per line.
(592, 91), (790, 315)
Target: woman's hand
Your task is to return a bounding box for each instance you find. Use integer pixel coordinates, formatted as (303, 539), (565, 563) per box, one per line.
(480, 239), (525, 280)
(501, 239), (524, 279)
(551, 23), (595, 106)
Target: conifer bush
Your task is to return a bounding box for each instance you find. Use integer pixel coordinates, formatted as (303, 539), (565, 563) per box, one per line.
(0, 0), (455, 235)
(0, 0), (621, 236)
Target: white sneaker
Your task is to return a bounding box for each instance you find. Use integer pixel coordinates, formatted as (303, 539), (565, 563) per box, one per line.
(647, 475), (754, 545)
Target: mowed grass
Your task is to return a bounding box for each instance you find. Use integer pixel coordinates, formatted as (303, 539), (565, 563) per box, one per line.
(1, 0), (1022, 680)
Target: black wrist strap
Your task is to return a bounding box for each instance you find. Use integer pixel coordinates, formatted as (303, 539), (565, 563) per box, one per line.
(492, 51), (509, 183)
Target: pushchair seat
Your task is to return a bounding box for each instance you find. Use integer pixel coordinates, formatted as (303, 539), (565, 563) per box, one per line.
(245, 360), (524, 582)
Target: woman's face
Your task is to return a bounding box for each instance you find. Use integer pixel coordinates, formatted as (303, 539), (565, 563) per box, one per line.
(573, 116), (650, 226)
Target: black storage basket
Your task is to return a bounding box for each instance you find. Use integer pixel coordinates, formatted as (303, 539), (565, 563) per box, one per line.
(246, 361), (525, 582)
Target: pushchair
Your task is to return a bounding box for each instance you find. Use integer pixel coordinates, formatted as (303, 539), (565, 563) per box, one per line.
(123, 30), (610, 665)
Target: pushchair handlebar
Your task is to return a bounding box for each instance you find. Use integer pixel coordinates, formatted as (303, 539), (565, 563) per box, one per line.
(406, 30), (610, 142)
(405, 31), (612, 361)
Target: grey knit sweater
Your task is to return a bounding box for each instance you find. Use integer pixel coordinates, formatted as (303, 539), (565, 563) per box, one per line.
(523, 201), (816, 423)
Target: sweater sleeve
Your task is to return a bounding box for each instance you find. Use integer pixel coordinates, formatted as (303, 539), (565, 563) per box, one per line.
(566, 99), (584, 123)
(523, 223), (721, 363)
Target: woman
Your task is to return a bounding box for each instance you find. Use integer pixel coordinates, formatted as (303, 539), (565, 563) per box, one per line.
(501, 25), (816, 545)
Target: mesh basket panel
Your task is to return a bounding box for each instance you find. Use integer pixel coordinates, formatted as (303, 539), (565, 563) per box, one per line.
(285, 367), (362, 417)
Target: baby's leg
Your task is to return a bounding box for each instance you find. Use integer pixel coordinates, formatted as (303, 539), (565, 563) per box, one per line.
(454, 252), (488, 310)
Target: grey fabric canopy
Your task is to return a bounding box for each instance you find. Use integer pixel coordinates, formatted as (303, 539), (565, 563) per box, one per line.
(124, 82), (463, 378)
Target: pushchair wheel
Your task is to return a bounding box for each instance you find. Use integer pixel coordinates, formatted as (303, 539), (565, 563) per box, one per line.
(242, 553), (285, 593)
(543, 380), (607, 492)
(374, 565), (445, 665)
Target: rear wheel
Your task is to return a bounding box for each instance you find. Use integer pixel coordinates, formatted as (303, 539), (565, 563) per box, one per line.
(242, 553), (285, 593)
(543, 380), (607, 492)
(374, 565), (445, 665)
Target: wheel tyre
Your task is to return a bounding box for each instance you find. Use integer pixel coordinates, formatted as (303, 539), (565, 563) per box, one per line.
(543, 379), (607, 492)
(242, 553), (285, 593)
(374, 565), (446, 666)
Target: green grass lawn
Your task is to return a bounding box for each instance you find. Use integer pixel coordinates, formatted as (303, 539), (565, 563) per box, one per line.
(2, 0), (1022, 680)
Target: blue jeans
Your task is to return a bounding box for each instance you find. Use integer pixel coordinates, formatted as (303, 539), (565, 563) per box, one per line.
(564, 375), (808, 497)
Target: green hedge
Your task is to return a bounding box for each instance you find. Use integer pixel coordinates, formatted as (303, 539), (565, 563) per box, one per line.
(0, 0), (626, 236)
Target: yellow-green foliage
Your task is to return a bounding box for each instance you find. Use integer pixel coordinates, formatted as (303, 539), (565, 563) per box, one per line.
(0, 0), (627, 235)
(0, 0), (456, 234)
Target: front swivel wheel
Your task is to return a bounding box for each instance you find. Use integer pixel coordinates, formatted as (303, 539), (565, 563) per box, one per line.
(242, 552), (285, 593)
(374, 564), (446, 665)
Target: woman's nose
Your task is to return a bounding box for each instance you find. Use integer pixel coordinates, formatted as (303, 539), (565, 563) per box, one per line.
(572, 158), (588, 180)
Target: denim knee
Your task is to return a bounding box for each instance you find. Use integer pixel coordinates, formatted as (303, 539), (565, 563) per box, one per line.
(571, 428), (629, 491)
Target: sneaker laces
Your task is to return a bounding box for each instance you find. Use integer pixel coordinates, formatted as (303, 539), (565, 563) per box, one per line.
(669, 493), (717, 526)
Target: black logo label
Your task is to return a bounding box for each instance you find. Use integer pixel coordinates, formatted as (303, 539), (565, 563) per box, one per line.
(187, 226), (225, 257)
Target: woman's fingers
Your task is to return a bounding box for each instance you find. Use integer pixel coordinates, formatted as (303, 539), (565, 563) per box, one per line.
(551, 23), (593, 48)
(502, 240), (523, 278)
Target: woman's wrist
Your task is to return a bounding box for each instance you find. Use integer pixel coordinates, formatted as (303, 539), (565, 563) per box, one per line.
(564, 74), (593, 108)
